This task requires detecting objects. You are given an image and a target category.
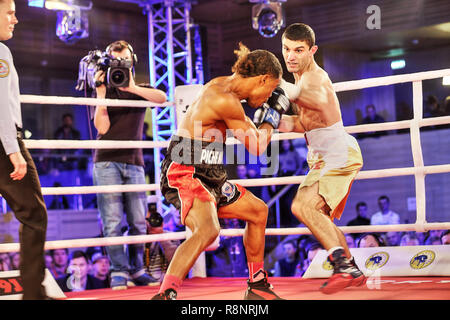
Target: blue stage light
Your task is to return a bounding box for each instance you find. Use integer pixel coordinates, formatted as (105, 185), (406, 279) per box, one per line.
(28, 0), (45, 8)
(391, 59), (406, 70)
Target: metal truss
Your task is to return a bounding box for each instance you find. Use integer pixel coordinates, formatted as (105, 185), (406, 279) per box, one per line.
(113, 0), (204, 214)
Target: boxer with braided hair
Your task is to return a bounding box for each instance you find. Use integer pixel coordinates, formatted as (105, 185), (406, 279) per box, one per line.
(153, 43), (289, 300)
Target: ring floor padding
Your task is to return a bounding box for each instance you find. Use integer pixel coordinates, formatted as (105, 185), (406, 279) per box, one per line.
(63, 276), (450, 300)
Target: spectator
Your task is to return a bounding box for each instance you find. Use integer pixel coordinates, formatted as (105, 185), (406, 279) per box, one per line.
(56, 251), (107, 292)
(396, 101), (413, 134)
(53, 113), (82, 171)
(423, 95), (446, 130)
(440, 230), (450, 245)
(92, 40), (167, 290)
(347, 201), (371, 239)
(347, 202), (371, 226)
(428, 229), (443, 239)
(296, 240), (323, 277)
(415, 231), (427, 245)
(9, 252), (20, 270)
(370, 195), (400, 225)
(400, 233), (420, 246)
(444, 96), (450, 116)
(424, 236), (442, 246)
(345, 234), (356, 248)
(45, 251), (53, 270)
(423, 95), (444, 118)
(0, 253), (11, 271)
(357, 104), (386, 138)
(274, 240), (299, 277)
(206, 218), (247, 278)
(294, 235), (311, 268)
(277, 140), (304, 177)
(385, 231), (401, 246)
(49, 182), (70, 209)
(54, 113), (81, 141)
(246, 165), (263, 199)
(163, 206), (185, 233)
(358, 233), (384, 248)
(277, 140), (304, 227)
(236, 164), (247, 180)
(90, 252), (110, 288)
(49, 248), (69, 279)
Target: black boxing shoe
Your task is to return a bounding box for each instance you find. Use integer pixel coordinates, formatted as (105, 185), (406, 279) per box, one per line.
(244, 270), (283, 300)
(151, 288), (177, 300)
(320, 249), (366, 294)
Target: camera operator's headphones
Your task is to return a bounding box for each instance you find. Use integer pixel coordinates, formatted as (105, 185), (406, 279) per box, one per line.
(105, 41), (138, 66)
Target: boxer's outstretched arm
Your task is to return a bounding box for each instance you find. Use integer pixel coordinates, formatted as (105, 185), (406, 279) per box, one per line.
(279, 114), (305, 133)
(219, 99), (274, 156)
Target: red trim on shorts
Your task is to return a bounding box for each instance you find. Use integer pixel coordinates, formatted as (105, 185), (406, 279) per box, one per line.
(235, 183), (246, 201)
(166, 162), (216, 224)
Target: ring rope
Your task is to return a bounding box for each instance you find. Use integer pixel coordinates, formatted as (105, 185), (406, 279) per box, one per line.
(20, 115), (450, 150)
(1, 223), (450, 253)
(32, 163), (450, 196)
(20, 94), (174, 108)
(0, 69), (449, 253)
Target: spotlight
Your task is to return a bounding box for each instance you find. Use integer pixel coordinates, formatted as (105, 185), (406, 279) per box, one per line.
(28, 0), (92, 11)
(250, 0), (286, 38)
(56, 6), (90, 44)
(28, 1), (92, 44)
(390, 59), (406, 70)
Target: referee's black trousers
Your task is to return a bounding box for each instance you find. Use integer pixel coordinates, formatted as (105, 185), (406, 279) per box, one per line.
(0, 137), (48, 300)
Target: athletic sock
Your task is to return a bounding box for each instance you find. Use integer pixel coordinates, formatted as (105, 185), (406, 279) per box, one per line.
(159, 274), (182, 293)
(327, 246), (344, 256)
(248, 261), (265, 282)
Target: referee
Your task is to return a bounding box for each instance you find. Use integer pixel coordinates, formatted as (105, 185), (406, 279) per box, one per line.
(0, 0), (48, 300)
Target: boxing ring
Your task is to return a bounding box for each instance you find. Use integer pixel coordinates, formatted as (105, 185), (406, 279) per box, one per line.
(1, 69), (450, 300)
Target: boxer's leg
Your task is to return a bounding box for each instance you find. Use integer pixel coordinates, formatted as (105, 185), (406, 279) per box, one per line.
(291, 182), (365, 294)
(218, 189), (283, 300)
(152, 198), (220, 300)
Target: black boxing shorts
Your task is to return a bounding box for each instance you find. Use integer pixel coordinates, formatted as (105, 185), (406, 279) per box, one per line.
(160, 135), (245, 224)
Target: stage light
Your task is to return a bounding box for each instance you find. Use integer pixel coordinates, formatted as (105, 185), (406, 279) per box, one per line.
(45, 0), (73, 10)
(28, 1), (93, 44)
(250, 0), (286, 38)
(29, 0), (92, 11)
(56, 6), (90, 44)
(28, 0), (45, 8)
(391, 59), (406, 70)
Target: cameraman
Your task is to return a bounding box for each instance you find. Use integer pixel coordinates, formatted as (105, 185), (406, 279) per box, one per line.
(92, 40), (166, 290)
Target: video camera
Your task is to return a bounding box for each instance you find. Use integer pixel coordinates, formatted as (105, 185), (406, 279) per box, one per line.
(147, 202), (163, 228)
(76, 49), (132, 91)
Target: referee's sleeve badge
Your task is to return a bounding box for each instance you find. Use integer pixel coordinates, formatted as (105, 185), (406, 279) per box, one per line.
(0, 59), (10, 78)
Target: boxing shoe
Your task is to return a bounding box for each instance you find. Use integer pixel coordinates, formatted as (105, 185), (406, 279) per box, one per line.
(320, 249), (367, 294)
(151, 288), (177, 300)
(244, 270), (283, 300)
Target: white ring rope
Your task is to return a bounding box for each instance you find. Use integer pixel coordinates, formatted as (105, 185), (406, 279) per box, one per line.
(35, 164), (450, 195)
(1, 68), (450, 253)
(20, 94), (174, 108)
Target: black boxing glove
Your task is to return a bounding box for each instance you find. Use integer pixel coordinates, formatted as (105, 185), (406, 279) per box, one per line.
(267, 87), (291, 115)
(253, 104), (281, 129)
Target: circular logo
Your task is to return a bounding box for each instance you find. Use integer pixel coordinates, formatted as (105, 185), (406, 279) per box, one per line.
(0, 59), (10, 78)
(365, 252), (389, 270)
(221, 181), (236, 200)
(410, 250), (435, 269)
(322, 259), (333, 271)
